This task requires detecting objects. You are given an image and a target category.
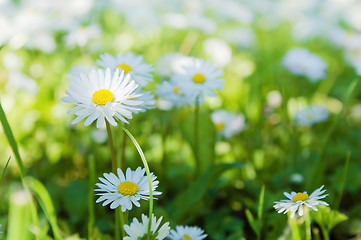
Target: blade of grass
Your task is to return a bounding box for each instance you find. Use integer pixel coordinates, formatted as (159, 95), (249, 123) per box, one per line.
(0, 102), (25, 178)
(0, 156), (11, 184)
(88, 155), (96, 240)
(334, 152), (351, 210)
(24, 177), (64, 240)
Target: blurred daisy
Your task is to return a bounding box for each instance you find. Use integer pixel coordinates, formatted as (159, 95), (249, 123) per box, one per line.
(95, 167), (161, 212)
(129, 89), (156, 114)
(155, 81), (194, 108)
(97, 52), (154, 86)
(211, 110), (245, 139)
(282, 48), (327, 82)
(168, 225), (207, 240)
(156, 53), (194, 77)
(64, 24), (101, 48)
(123, 214), (170, 240)
(61, 68), (142, 128)
(273, 185), (329, 218)
(294, 104), (329, 126)
(171, 58), (224, 100)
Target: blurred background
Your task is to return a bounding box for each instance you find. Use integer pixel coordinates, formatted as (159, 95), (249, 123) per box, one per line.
(1, 0), (361, 239)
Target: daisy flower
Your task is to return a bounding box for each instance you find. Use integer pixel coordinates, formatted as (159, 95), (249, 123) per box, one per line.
(273, 185), (329, 219)
(123, 214), (170, 240)
(282, 48), (327, 82)
(168, 225), (207, 240)
(96, 52), (154, 86)
(155, 81), (194, 108)
(171, 58), (224, 100)
(61, 68), (142, 128)
(211, 110), (245, 139)
(294, 104), (329, 126)
(95, 167), (161, 212)
(129, 89), (156, 114)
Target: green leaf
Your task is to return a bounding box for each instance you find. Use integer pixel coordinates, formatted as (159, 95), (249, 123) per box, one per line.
(246, 209), (261, 237)
(0, 102), (25, 178)
(24, 176), (64, 240)
(0, 156), (11, 184)
(311, 205), (348, 232)
(170, 162), (244, 221)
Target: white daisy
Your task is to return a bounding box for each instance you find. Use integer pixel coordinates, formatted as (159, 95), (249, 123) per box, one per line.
(168, 225), (207, 240)
(123, 214), (170, 240)
(273, 185), (329, 219)
(171, 58), (224, 100)
(129, 89), (156, 114)
(155, 81), (194, 108)
(282, 48), (327, 82)
(211, 110), (246, 139)
(61, 68), (142, 128)
(96, 52), (154, 86)
(294, 104), (329, 126)
(95, 167), (161, 212)
(64, 24), (102, 48)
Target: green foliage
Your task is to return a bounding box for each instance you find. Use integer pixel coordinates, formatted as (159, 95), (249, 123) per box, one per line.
(24, 177), (64, 240)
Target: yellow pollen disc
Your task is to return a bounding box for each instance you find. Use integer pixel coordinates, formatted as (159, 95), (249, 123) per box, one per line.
(117, 181), (139, 196)
(183, 234), (192, 240)
(173, 87), (181, 93)
(215, 122), (225, 131)
(116, 63), (132, 73)
(192, 73), (206, 83)
(128, 98), (135, 100)
(292, 192), (309, 202)
(92, 89), (114, 105)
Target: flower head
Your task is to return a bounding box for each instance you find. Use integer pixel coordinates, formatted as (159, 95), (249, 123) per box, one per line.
(273, 185), (329, 218)
(95, 167), (161, 212)
(155, 81), (194, 108)
(171, 58), (224, 100)
(294, 104), (329, 126)
(282, 48), (327, 82)
(168, 225), (207, 240)
(61, 68), (142, 128)
(123, 214), (170, 240)
(97, 52), (154, 86)
(211, 110), (245, 139)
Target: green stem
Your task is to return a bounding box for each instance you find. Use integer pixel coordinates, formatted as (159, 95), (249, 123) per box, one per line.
(120, 126), (153, 240)
(105, 122), (121, 240)
(121, 130), (127, 170)
(194, 96), (200, 175)
(305, 209), (311, 240)
(88, 156), (96, 240)
(321, 226), (330, 240)
(106, 121), (117, 173)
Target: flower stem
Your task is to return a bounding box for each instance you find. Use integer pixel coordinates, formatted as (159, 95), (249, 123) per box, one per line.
(106, 122), (117, 173)
(105, 122), (122, 240)
(194, 96), (200, 175)
(88, 155), (96, 240)
(120, 125), (153, 240)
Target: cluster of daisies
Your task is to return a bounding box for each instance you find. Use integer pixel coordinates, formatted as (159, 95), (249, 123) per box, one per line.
(62, 52), (210, 239)
(62, 51), (330, 239)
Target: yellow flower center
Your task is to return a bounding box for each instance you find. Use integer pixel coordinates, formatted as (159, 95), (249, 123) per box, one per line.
(92, 89), (114, 105)
(117, 181), (139, 196)
(116, 63), (132, 73)
(173, 87), (181, 93)
(292, 192), (309, 202)
(183, 234), (192, 240)
(192, 73), (206, 83)
(215, 122), (225, 131)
